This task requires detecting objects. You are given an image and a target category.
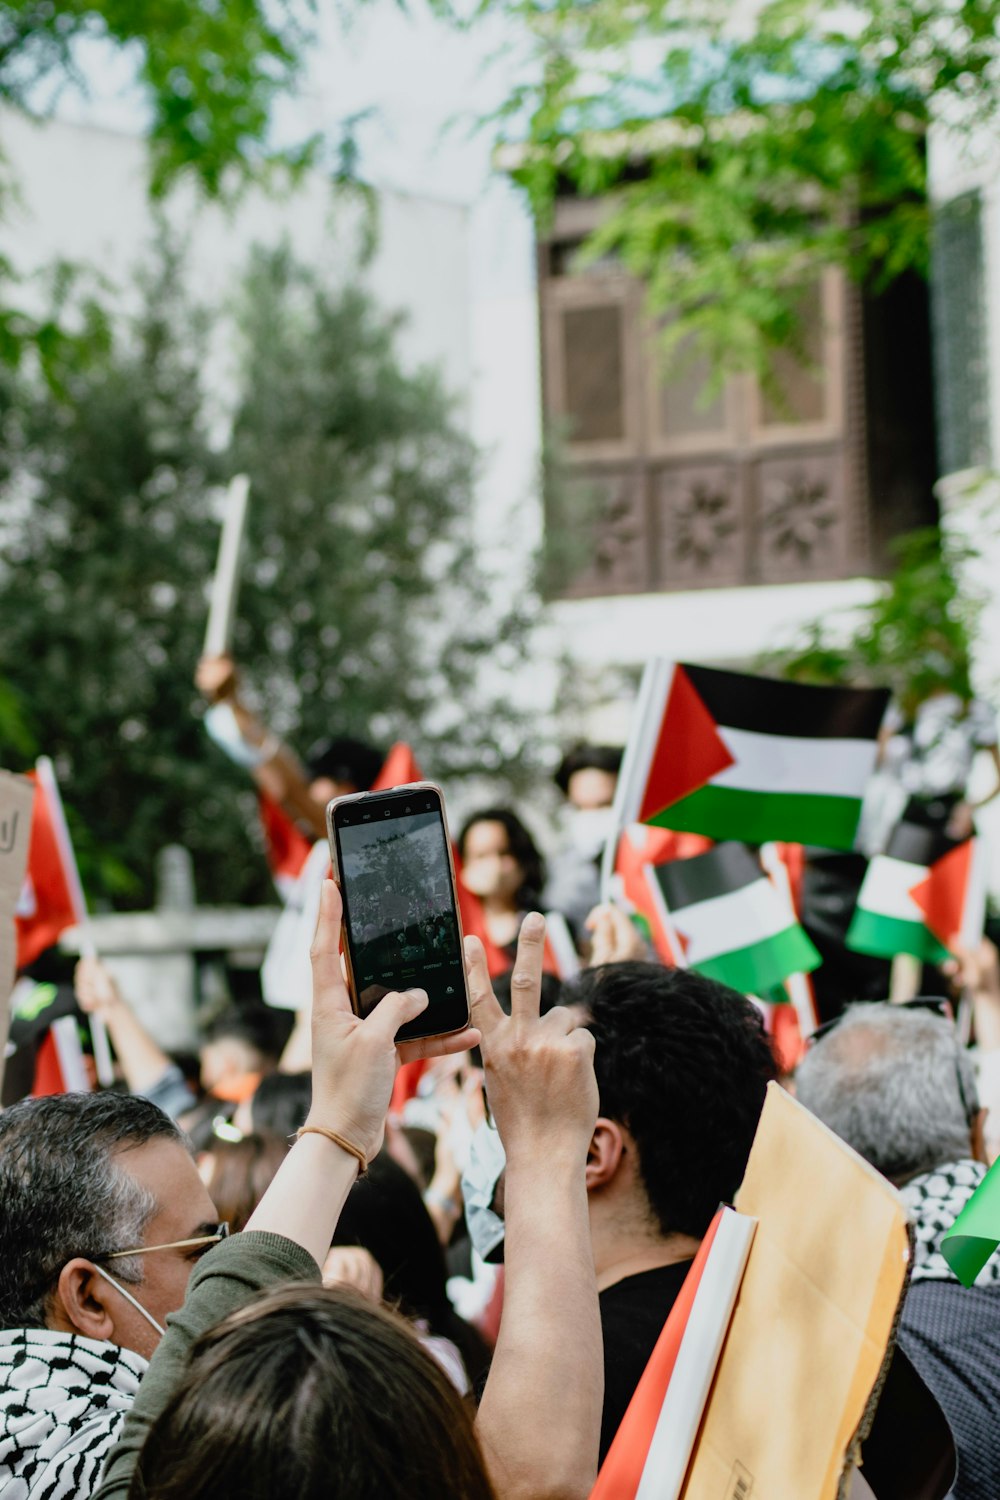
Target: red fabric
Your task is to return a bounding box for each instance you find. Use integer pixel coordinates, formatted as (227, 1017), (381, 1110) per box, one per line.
(372, 742), (424, 792)
(31, 1030), (67, 1097)
(590, 1211), (724, 1498)
(15, 772), (79, 970)
(478, 1268), (505, 1348)
(769, 1002), (806, 1073)
(258, 792), (312, 887)
(639, 666), (734, 823)
(774, 841), (806, 914)
(614, 825), (712, 964)
(910, 839), (974, 950)
(390, 1059), (429, 1112)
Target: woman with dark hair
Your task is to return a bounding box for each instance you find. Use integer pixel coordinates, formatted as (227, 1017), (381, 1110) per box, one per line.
(332, 1152), (491, 1392)
(94, 883), (602, 1500)
(126, 1287), (493, 1500)
(457, 808), (545, 954)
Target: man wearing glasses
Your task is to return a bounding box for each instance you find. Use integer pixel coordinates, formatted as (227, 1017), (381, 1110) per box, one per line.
(0, 1092), (222, 1498)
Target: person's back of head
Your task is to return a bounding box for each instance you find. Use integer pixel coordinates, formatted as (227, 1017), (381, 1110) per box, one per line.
(249, 1070), (312, 1138)
(128, 1285), (495, 1500)
(572, 962), (777, 1239)
(795, 1003), (979, 1183)
(0, 1092), (183, 1330)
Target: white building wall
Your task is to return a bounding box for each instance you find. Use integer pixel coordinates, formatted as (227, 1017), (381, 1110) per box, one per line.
(0, 110), (471, 400)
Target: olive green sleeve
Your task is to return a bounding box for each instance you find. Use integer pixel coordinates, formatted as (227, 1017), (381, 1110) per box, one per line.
(94, 1231), (320, 1499)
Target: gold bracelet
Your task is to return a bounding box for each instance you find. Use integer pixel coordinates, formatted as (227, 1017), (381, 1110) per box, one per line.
(295, 1124), (367, 1176)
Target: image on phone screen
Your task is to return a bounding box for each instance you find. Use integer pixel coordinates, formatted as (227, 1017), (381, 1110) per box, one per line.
(336, 799), (466, 1028)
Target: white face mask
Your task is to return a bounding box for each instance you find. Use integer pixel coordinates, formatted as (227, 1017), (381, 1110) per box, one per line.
(568, 807), (616, 859)
(92, 1264), (166, 1339)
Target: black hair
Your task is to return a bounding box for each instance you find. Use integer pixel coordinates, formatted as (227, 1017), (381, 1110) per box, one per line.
(250, 1072), (312, 1139)
(306, 737), (385, 792)
(0, 1092), (183, 1327)
(202, 1006), (291, 1062)
(457, 807), (545, 910)
(332, 1153), (490, 1390)
(572, 963), (777, 1239)
(554, 743), (623, 796)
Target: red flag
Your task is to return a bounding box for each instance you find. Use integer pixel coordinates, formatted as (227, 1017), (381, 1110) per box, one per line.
(909, 836), (987, 953)
(612, 824), (712, 964)
(372, 742), (424, 791)
(258, 791), (313, 896)
(15, 767), (83, 970)
(33, 1015), (91, 1096)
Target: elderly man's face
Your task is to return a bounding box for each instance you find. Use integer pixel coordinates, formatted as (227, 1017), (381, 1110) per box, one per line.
(100, 1137), (220, 1359)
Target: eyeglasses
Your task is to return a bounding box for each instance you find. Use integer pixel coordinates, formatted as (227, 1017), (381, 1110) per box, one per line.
(103, 1223), (230, 1260)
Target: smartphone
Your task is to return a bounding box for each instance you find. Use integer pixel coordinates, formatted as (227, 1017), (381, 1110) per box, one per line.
(326, 782), (471, 1042)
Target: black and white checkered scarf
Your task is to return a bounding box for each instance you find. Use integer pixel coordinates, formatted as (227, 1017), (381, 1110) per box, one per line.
(899, 1157), (1000, 1286)
(0, 1328), (146, 1499)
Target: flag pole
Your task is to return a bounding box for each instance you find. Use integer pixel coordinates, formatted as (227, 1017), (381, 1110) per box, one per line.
(599, 658), (664, 905)
(204, 475), (250, 658)
(34, 758), (114, 1087)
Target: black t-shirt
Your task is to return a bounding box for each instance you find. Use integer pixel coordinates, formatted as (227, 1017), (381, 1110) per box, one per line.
(598, 1260), (693, 1463)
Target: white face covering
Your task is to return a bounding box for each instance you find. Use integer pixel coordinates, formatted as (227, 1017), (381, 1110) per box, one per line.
(568, 806), (616, 859)
(92, 1264), (166, 1339)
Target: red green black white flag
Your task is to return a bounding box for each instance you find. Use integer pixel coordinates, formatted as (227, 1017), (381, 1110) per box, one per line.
(647, 841), (821, 997)
(847, 823), (987, 965)
(614, 661), (889, 851)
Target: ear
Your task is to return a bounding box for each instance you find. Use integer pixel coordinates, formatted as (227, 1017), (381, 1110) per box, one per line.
(971, 1108), (990, 1166)
(55, 1260), (117, 1343)
(585, 1117), (626, 1192)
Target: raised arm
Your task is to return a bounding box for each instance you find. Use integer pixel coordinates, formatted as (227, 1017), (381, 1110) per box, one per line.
(470, 916), (602, 1500)
(95, 882), (480, 1500)
(74, 958), (186, 1103)
(195, 652), (325, 838)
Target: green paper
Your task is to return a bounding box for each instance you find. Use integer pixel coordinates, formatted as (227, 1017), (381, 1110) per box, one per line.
(941, 1157), (1000, 1287)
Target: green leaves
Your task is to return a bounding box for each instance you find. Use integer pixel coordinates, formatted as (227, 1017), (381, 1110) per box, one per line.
(0, 1), (320, 198)
(0, 239), (543, 907)
(488, 0), (1000, 378)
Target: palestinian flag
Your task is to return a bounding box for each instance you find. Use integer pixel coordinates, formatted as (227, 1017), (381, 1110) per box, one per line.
(847, 823), (986, 965)
(649, 842), (820, 996)
(615, 660), (889, 851)
(611, 824), (712, 964)
(591, 1205), (756, 1500)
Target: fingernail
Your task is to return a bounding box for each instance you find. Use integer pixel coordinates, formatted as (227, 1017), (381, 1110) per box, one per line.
(522, 912), (544, 935)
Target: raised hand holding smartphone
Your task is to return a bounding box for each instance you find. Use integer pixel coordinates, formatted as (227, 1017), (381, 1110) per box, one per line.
(327, 782), (471, 1042)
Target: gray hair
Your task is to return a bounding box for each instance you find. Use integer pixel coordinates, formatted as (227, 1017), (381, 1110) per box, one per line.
(0, 1092), (183, 1328)
(795, 1004), (979, 1183)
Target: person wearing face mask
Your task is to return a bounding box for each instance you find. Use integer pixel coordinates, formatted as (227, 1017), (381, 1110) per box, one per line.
(457, 809), (545, 955)
(0, 1092), (222, 1498)
(542, 745), (623, 938)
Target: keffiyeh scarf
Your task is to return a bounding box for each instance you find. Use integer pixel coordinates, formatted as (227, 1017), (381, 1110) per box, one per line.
(0, 1328), (146, 1499)
(900, 1157), (1000, 1286)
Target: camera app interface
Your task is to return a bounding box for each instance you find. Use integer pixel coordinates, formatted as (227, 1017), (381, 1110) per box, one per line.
(338, 798), (464, 1018)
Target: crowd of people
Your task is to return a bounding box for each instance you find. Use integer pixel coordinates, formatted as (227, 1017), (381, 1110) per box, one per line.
(3, 653), (1000, 1498)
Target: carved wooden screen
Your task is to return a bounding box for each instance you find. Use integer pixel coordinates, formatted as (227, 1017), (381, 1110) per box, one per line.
(540, 214), (872, 598)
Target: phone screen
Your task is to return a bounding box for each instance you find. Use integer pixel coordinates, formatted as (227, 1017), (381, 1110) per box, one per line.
(332, 788), (469, 1040)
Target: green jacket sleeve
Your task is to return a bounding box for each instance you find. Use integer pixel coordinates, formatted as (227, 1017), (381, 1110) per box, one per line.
(94, 1230), (320, 1500)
